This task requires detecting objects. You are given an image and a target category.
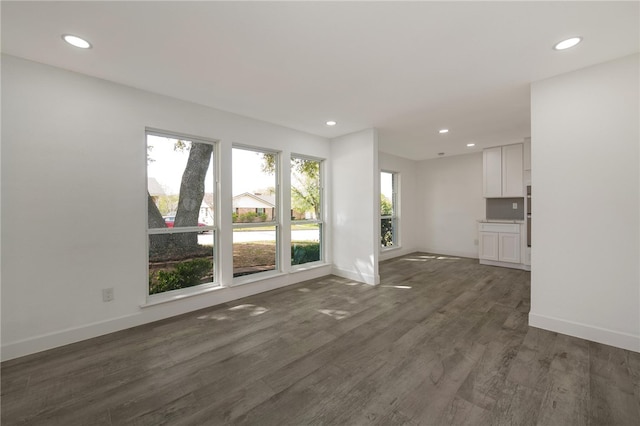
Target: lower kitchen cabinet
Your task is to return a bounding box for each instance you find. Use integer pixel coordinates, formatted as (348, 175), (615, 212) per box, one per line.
(479, 232), (499, 261)
(498, 232), (520, 263)
(478, 222), (527, 270)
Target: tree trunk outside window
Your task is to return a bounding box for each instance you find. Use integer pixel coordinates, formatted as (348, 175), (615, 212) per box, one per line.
(173, 142), (213, 248)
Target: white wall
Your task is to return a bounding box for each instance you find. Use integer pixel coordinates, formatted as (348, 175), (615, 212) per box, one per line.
(379, 152), (420, 260)
(331, 129), (379, 285)
(1, 55), (333, 360)
(530, 54), (640, 352)
(417, 152), (485, 258)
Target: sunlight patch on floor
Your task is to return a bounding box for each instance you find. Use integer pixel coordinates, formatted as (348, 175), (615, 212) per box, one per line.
(229, 304), (255, 310)
(250, 307), (269, 316)
(380, 285), (412, 289)
(317, 309), (351, 320)
(403, 255), (461, 261)
(197, 314), (229, 321)
(228, 304), (269, 316)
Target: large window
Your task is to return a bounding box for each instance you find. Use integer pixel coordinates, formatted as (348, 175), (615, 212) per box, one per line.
(381, 171), (398, 248)
(291, 156), (323, 266)
(146, 131), (217, 296)
(232, 147), (279, 278)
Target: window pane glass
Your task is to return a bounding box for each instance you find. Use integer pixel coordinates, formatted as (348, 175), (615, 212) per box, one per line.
(232, 148), (279, 277)
(381, 218), (394, 247)
(233, 226), (277, 277)
(291, 223), (321, 265)
(232, 148), (278, 278)
(291, 157), (320, 220)
(147, 135), (215, 229)
(381, 171), (394, 216)
(232, 148), (277, 223)
(148, 232), (214, 295)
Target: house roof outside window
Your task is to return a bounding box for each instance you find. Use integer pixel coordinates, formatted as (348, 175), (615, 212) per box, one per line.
(232, 192), (275, 209)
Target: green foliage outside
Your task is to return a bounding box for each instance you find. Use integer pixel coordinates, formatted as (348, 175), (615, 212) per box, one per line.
(233, 212), (268, 223)
(380, 194), (393, 216)
(291, 241), (320, 265)
(380, 194), (394, 247)
(262, 154), (321, 219)
(381, 218), (394, 247)
(150, 258), (212, 295)
(291, 159), (320, 219)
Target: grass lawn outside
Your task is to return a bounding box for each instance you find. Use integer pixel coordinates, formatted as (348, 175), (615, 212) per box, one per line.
(234, 222), (318, 231)
(233, 240), (320, 269)
(233, 242), (276, 268)
(150, 239), (321, 290)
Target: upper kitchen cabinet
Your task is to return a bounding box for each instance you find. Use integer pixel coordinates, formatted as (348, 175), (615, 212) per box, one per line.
(483, 143), (524, 197)
(483, 146), (503, 197)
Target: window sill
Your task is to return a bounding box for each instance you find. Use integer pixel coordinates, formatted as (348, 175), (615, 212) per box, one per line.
(141, 283), (223, 308)
(231, 270), (286, 287)
(141, 264), (330, 308)
(381, 246), (402, 253)
(290, 262), (330, 273)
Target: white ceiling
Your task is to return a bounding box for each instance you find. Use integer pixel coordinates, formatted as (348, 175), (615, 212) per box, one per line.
(2, 1), (639, 160)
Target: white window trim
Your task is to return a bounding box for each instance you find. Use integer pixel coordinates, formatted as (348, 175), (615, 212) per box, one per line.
(380, 170), (400, 251)
(232, 145), (281, 282)
(145, 129), (220, 300)
(290, 154), (325, 267)
(142, 282), (223, 307)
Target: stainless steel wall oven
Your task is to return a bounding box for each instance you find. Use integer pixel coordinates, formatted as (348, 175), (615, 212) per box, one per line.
(526, 185), (531, 247)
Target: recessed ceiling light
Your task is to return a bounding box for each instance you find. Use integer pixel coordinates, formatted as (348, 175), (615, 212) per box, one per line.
(554, 37), (582, 51)
(438, 129), (449, 134)
(326, 120), (337, 126)
(466, 143), (476, 147)
(62, 34), (92, 49)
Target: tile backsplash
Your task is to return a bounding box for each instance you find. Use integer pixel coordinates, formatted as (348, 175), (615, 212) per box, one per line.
(486, 198), (525, 220)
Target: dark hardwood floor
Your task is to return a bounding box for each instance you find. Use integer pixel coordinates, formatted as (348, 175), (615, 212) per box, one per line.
(2, 253), (639, 425)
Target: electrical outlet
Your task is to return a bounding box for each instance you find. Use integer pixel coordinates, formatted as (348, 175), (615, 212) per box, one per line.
(102, 288), (114, 302)
(512, 202), (518, 209)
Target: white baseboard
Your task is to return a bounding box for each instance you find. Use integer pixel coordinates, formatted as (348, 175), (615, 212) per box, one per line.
(331, 266), (379, 285)
(480, 259), (530, 271)
(420, 247), (478, 259)
(529, 312), (640, 353)
(1, 265), (332, 361)
(1, 313), (145, 362)
(379, 246), (418, 262)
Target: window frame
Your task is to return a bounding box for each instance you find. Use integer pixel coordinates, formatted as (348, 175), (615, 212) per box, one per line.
(380, 170), (399, 250)
(231, 145), (281, 284)
(290, 154), (325, 268)
(145, 128), (219, 300)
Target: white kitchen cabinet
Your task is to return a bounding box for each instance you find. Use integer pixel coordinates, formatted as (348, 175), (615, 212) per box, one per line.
(502, 144), (524, 196)
(478, 222), (523, 268)
(479, 232), (499, 261)
(483, 146), (503, 197)
(483, 144), (524, 197)
(499, 232), (520, 263)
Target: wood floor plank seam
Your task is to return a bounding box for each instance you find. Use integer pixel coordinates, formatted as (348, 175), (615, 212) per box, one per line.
(3, 252), (639, 426)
